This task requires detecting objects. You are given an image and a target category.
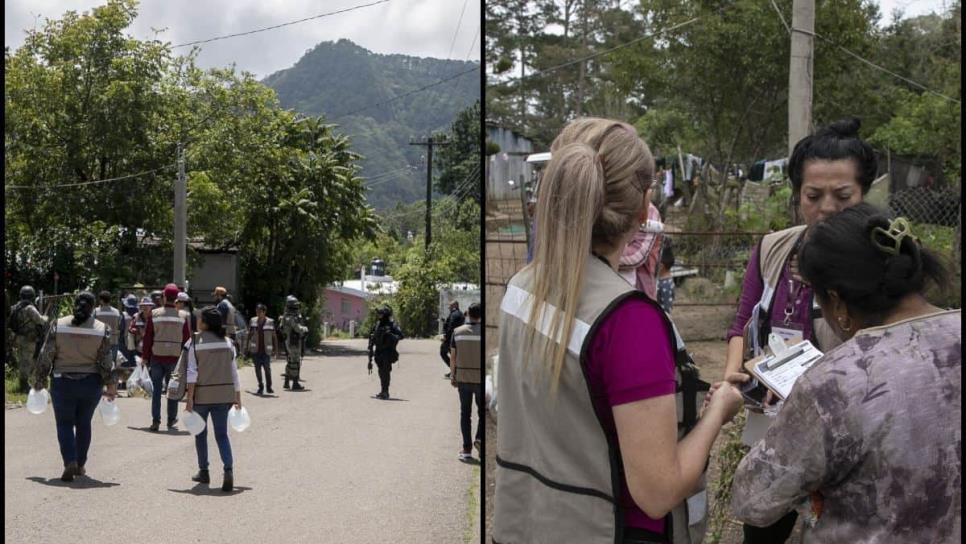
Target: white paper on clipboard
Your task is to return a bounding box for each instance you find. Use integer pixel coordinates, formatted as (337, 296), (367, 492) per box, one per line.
(745, 339), (824, 400)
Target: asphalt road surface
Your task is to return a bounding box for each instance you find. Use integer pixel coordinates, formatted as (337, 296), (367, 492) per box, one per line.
(5, 339), (481, 544)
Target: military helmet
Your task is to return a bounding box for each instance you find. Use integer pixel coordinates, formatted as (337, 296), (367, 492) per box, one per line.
(150, 290), (163, 305)
(19, 285), (36, 301)
(376, 305), (393, 318)
(285, 295), (300, 309)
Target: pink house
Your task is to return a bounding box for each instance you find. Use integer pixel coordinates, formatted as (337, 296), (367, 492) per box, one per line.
(323, 285), (369, 331)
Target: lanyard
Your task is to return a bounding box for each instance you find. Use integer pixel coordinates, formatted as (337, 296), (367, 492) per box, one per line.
(782, 239), (807, 326)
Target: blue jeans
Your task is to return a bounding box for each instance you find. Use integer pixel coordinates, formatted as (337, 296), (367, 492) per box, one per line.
(149, 362), (179, 424)
(458, 383), (483, 450)
(192, 404), (233, 471)
(50, 374), (102, 467)
(253, 352), (272, 388)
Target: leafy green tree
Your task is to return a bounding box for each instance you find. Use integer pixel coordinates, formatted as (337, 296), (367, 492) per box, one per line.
(434, 101), (482, 204)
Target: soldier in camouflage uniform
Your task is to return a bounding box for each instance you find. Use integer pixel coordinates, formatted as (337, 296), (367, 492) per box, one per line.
(7, 286), (48, 393)
(279, 295), (308, 391)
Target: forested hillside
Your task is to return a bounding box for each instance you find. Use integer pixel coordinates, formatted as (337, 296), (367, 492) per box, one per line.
(264, 39), (480, 208)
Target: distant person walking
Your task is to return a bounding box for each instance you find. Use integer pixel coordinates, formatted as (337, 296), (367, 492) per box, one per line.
(441, 301), (465, 378)
(117, 294), (140, 388)
(450, 302), (483, 461)
(175, 292), (197, 333)
(656, 237), (675, 314)
(367, 305), (404, 400)
(212, 287), (238, 345)
(143, 283), (190, 432)
(32, 292), (117, 482)
(246, 303), (276, 395)
(185, 307), (242, 492)
(8, 285), (48, 393)
(93, 291), (123, 366)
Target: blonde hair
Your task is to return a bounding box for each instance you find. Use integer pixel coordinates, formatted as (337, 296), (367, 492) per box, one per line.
(524, 117), (654, 393)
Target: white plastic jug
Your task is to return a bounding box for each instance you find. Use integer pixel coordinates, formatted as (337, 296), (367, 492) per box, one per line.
(182, 410), (207, 436)
(228, 406), (250, 432)
(98, 398), (121, 426)
(26, 388), (50, 415)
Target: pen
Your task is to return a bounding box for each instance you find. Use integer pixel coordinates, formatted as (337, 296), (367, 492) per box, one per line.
(767, 347), (805, 371)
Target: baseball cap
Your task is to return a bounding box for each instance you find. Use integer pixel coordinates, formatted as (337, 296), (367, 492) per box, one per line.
(176, 292), (191, 303)
(139, 297), (155, 307)
(163, 283), (180, 300)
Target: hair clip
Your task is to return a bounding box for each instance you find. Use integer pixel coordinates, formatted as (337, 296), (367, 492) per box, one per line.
(871, 217), (917, 256)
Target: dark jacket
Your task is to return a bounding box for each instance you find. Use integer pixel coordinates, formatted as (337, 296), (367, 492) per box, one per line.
(368, 319), (404, 363)
(443, 308), (465, 342)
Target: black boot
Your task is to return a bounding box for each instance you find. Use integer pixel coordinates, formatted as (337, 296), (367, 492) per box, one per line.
(222, 469), (233, 492)
(149, 421), (160, 432)
(256, 385), (263, 396)
(61, 462), (79, 482)
(192, 469), (210, 484)
(291, 380), (304, 391)
(283, 379), (291, 390)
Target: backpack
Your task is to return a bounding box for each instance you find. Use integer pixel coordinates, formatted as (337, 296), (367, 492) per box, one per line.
(374, 323), (399, 351)
(7, 303), (30, 335)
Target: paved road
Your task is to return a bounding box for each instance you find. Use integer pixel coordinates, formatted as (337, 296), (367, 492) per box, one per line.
(4, 339), (481, 544)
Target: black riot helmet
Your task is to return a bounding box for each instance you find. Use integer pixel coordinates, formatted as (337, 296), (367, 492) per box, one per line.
(376, 305), (393, 320)
(285, 295), (300, 311)
(19, 285), (36, 301)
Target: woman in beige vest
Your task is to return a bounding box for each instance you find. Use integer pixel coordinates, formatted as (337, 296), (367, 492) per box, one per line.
(717, 117), (880, 543)
(185, 307), (242, 492)
(32, 292), (117, 482)
(494, 118), (744, 544)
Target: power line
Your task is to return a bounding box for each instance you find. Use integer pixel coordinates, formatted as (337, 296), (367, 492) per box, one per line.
(465, 24), (481, 61)
(172, 0), (391, 48)
(495, 17), (701, 87)
(331, 65), (480, 120)
(787, 25), (960, 104)
(5, 164), (176, 190)
(447, 0), (470, 59)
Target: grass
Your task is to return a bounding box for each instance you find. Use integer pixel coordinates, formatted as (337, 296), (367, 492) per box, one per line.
(706, 412), (750, 544)
(5, 371), (27, 404)
(464, 465), (481, 544)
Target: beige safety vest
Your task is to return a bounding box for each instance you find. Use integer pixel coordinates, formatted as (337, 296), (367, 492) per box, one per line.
(151, 306), (186, 358)
(94, 305), (122, 345)
(494, 255), (691, 544)
(247, 317), (275, 355)
(740, 226), (843, 447)
(52, 315), (108, 375)
(452, 322), (482, 384)
(743, 225), (841, 358)
(192, 331), (236, 405)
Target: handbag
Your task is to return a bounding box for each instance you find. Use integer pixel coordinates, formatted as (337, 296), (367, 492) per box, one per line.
(167, 343), (191, 401)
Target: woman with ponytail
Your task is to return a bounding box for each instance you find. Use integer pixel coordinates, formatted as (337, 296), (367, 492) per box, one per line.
(493, 118), (743, 544)
(31, 292), (117, 482)
(731, 203), (960, 542)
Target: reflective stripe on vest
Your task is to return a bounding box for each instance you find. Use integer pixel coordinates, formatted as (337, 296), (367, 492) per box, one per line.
(248, 317), (275, 353)
(452, 323), (482, 384)
(193, 332), (235, 405)
(94, 306), (122, 345)
(53, 316), (106, 374)
(151, 307), (185, 357)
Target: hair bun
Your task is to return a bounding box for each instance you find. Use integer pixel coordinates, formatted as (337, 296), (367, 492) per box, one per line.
(822, 117), (861, 139)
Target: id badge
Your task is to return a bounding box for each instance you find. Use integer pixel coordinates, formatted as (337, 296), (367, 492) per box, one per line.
(772, 325), (803, 342)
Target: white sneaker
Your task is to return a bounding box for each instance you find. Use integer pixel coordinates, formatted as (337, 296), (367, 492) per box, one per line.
(459, 450), (472, 461)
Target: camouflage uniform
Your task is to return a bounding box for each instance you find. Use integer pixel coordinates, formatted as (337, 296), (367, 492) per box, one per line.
(279, 298), (308, 389)
(732, 310), (961, 543)
(8, 297), (49, 392)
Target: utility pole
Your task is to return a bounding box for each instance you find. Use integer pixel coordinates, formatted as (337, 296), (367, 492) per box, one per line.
(788, 0), (814, 225)
(788, 0), (815, 157)
(174, 142), (187, 286)
(409, 136), (451, 250)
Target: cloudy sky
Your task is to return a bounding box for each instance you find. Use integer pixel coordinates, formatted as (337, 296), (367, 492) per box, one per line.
(5, 0), (482, 79)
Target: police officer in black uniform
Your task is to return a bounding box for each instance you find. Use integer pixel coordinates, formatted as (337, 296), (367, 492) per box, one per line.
(367, 306), (404, 400)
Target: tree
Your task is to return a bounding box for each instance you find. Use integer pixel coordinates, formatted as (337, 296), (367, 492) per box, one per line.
(434, 100), (482, 204)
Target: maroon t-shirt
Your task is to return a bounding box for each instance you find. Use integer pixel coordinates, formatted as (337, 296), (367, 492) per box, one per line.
(585, 297), (676, 533)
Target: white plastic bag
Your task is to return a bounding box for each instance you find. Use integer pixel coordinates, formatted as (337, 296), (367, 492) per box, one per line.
(26, 388), (50, 415)
(126, 369), (142, 395)
(137, 365), (154, 396)
(98, 397), (120, 426)
(182, 410), (206, 436)
(228, 406), (250, 432)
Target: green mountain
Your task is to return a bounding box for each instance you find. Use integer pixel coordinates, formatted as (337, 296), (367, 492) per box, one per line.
(263, 39), (480, 209)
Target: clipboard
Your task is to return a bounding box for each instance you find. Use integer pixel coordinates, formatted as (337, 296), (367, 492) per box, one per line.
(742, 337), (823, 401)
